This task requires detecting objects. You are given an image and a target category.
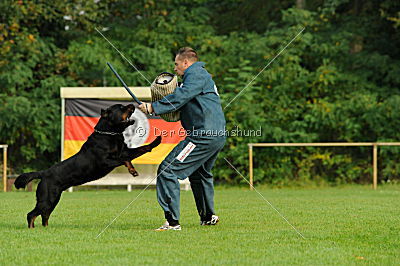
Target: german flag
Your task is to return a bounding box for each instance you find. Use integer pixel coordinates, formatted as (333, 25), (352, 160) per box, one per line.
(63, 99), (184, 164)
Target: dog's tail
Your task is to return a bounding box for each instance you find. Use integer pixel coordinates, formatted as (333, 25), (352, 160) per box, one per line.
(14, 172), (42, 189)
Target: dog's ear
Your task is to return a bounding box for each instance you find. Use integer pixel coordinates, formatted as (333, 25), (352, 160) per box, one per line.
(101, 109), (109, 118)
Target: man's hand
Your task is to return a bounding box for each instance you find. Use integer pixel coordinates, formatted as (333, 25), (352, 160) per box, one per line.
(138, 102), (154, 115)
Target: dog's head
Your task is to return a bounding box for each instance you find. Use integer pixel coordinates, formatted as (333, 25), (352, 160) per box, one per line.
(100, 104), (135, 131)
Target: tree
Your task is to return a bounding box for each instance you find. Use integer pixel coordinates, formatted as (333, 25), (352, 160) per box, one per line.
(1, 0), (399, 185)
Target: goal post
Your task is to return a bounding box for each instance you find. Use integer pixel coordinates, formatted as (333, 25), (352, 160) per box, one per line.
(1, 144), (7, 192)
(248, 142), (400, 190)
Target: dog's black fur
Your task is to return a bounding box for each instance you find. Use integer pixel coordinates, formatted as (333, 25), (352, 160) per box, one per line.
(14, 103), (161, 228)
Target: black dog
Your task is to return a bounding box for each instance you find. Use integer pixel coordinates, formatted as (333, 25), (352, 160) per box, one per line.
(14, 103), (161, 228)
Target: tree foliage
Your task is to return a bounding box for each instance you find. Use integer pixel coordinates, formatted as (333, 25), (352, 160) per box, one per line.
(1, 0), (399, 185)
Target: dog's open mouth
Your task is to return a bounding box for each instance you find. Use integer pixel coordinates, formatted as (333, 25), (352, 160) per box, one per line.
(123, 114), (131, 122)
(124, 108), (135, 122)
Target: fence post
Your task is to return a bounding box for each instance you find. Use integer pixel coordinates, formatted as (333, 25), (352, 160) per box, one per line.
(3, 146), (7, 192)
(249, 144), (253, 190)
(373, 144), (378, 190)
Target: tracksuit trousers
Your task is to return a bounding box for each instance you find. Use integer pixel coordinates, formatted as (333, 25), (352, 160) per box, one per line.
(156, 135), (226, 222)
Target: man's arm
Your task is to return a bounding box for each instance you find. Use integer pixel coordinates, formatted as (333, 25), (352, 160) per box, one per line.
(151, 72), (205, 115)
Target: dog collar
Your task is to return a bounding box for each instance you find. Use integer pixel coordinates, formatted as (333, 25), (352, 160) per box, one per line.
(94, 129), (122, 136)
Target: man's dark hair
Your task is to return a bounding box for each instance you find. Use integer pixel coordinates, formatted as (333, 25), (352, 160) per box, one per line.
(177, 47), (198, 62)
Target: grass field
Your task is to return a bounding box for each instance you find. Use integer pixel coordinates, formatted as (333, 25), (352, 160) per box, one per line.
(0, 185), (399, 265)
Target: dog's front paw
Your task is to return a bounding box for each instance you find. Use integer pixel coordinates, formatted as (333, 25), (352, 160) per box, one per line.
(129, 168), (139, 177)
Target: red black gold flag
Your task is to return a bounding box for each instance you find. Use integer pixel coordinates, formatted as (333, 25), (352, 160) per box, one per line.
(63, 99), (184, 164)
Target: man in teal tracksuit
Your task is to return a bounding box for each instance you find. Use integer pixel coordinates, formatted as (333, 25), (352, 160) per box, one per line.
(139, 47), (226, 231)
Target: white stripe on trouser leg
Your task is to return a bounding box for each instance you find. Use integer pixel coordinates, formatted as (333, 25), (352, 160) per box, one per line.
(176, 142), (196, 162)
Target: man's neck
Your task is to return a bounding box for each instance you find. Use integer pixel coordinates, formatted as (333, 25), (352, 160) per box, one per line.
(183, 61), (199, 75)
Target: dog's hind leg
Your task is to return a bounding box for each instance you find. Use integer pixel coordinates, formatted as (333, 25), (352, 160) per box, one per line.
(27, 180), (50, 228)
(27, 207), (40, 228)
(42, 191), (61, 227)
(28, 201), (52, 228)
(27, 180), (45, 228)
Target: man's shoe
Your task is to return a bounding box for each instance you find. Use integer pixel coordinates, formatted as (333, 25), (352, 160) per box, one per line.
(155, 221), (182, 231)
(200, 215), (219, 226)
